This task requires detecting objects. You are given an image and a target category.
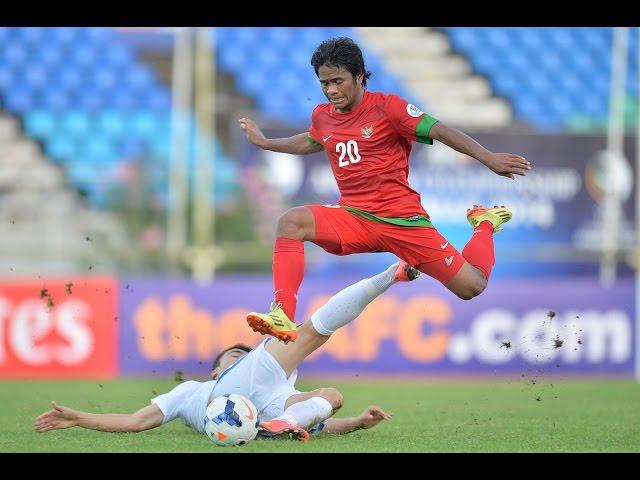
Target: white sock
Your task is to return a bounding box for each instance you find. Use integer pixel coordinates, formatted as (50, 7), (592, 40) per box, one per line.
(277, 397), (333, 429)
(311, 262), (399, 336)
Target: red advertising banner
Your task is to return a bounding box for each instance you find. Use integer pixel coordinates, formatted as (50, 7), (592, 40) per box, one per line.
(0, 277), (118, 378)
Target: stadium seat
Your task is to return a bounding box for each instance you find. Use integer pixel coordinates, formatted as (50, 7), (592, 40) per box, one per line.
(71, 44), (98, 69)
(125, 64), (155, 92)
(3, 43), (28, 67)
(54, 68), (84, 92)
(105, 44), (135, 70)
(443, 27), (638, 131)
(41, 88), (70, 112)
(60, 111), (91, 138)
(78, 87), (105, 112)
(16, 27), (45, 46)
(2, 85), (34, 113)
(23, 110), (55, 138)
(145, 88), (171, 112)
(93, 66), (119, 92)
(50, 27), (81, 46)
(130, 111), (158, 137)
(23, 64), (49, 90)
(0, 64), (13, 89)
(45, 135), (76, 162)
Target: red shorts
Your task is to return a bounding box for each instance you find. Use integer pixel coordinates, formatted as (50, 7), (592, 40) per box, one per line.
(308, 204), (465, 285)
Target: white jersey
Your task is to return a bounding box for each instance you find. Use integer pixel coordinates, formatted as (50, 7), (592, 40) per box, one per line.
(151, 339), (299, 433)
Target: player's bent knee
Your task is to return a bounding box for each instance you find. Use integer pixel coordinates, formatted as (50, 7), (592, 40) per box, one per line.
(277, 207), (314, 239)
(318, 388), (343, 412)
(455, 278), (486, 300)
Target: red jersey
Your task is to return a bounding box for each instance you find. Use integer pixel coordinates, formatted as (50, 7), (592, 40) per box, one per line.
(308, 90), (438, 218)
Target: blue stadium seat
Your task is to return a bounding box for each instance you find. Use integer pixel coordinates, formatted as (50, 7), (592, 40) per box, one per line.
(130, 111), (158, 137)
(96, 110), (126, 138)
(3, 43), (28, 67)
(72, 44), (98, 69)
(23, 64), (49, 90)
(236, 68), (268, 96)
(55, 68), (84, 91)
(105, 44), (135, 70)
(218, 44), (250, 72)
(78, 87), (105, 112)
(557, 72), (583, 97)
(22, 27), (48, 45)
(45, 135), (76, 161)
(265, 28), (296, 49)
(491, 73), (519, 97)
(35, 46), (64, 69)
(486, 28), (511, 50)
(548, 28), (575, 50)
(0, 64), (13, 89)
(252, 45), (281, 72)
(60, 111), (91, 138)
(548, 94), (574, 118)
(145, 88), (171, 112)
(299, 29), (327, 50)
(93, 66), (119, 92)
(470, 54), (501, 74)
(2, 85), (34, 113)
(583, 95), (607, 116)
(49, 27), (81, 46)
(24, 110), (56, 138)
(118, 136), (148, 158)
(447, 28), (479, 52)
(41, 88), (70, 112)
(525, 72), (553, 97)
(229, 28), (260, 49)
(514, 29), (540, 53)
(85, 27), (112, 47)
(125, 64), (155, 92)
(78, 135), (115, 162)
(112, 89), (137, 111)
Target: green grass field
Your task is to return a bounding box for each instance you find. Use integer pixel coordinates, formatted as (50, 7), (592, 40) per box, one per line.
(2, 377), (639, 452)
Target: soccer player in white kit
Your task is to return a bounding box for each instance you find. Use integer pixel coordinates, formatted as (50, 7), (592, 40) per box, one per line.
(34, 261), (418, 441)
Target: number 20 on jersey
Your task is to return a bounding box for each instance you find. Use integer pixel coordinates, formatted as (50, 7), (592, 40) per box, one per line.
(336, 140), (361, 167)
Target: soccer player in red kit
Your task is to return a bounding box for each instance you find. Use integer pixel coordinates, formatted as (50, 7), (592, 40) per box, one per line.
(239, 37), (530, 343)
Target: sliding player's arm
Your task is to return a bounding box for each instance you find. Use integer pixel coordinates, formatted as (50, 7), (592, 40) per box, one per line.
(34, 401), (164, 433)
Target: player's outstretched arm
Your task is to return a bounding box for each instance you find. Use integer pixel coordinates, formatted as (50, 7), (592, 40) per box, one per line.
(429, 121), (531, 180)
(238, 117), (324, 154)
(319, 406), (392, 435)
(34, 401), (164, 434)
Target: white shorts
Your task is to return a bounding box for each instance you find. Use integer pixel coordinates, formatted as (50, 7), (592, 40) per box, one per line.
(210, 339), (300, 422)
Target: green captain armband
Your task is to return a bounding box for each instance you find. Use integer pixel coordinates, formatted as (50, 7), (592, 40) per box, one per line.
(415, 114), (439, 145)
(307, 134), (321, 146)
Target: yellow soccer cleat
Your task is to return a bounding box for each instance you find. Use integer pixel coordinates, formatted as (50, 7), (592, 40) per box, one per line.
(246, 304), (298, 343)
(466, 205), (512, 233)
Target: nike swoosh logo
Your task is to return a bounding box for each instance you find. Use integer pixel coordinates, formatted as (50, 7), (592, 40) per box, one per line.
(322, 135), (332, 143)
(444, 256), (454, 266)
(440, 242), (449, 249)
(242, 399), (255, 420)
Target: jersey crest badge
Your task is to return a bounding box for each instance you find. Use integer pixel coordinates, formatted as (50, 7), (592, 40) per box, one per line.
(406, 104), (424, 118)
(361, 124), (374, 138)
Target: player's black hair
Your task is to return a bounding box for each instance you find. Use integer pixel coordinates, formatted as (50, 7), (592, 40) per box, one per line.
(311, 37), (372, 88)
(211, 344), (252, 373)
